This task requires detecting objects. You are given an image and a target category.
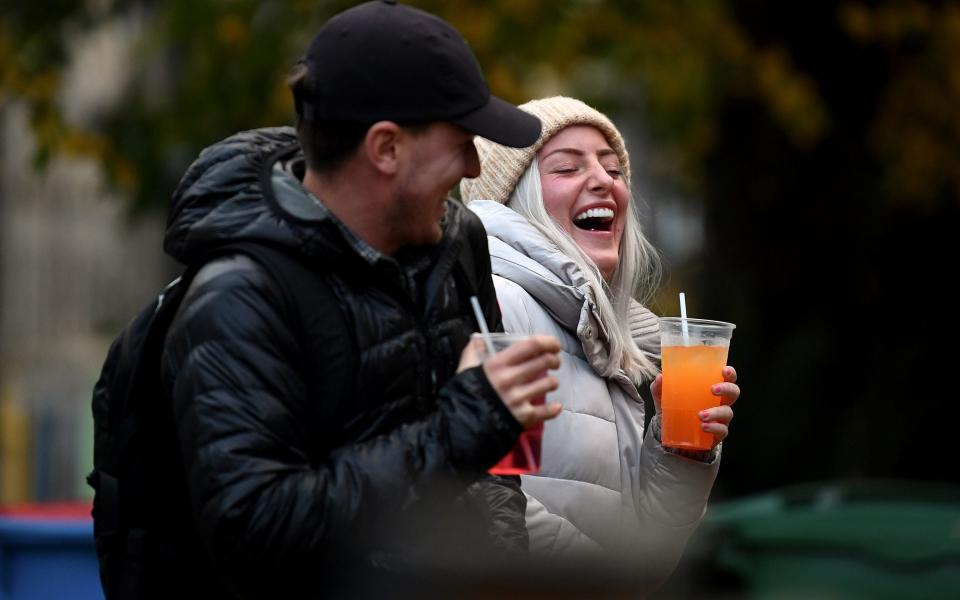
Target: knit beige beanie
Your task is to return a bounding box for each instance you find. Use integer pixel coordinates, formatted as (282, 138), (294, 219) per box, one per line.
(460, 96), (630, 204)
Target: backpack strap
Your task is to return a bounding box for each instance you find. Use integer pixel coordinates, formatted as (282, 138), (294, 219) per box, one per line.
(122, 240), (334, 456)
(108, 243), (280, 472)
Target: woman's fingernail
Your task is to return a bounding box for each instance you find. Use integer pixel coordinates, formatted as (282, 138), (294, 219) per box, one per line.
(699, 410), (709, 420)
(712, 385), (721, 394)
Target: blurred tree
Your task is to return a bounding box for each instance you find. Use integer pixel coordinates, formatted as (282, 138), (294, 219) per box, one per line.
(3, 0), (823, 210)
(0, 1), (120, 171)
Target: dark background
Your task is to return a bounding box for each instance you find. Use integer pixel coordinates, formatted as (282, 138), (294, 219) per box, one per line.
(702, 0), (956, 496)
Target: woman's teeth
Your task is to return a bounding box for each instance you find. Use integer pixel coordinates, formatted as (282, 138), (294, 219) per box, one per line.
(573, 207), (615, 222)
(572, 207), (615, 232)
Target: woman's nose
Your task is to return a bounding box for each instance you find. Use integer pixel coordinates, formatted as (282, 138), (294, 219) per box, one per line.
(588, 161), (614, 193)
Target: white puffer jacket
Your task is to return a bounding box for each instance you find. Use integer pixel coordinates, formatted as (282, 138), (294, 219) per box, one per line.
(470, 201), (720, 575)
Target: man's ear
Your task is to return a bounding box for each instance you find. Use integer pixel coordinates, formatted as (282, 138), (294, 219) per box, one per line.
(363, 121), (403, 176)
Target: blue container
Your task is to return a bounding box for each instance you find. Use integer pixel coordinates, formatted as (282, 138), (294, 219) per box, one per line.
(0, 514), (102, 600)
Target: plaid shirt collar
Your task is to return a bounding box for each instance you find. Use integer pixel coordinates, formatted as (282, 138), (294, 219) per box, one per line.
(302, 185), (435, 279)
(273, 164), (436, 280)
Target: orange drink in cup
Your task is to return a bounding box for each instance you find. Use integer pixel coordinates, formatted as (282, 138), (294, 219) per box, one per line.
(659, 317), (736, 451)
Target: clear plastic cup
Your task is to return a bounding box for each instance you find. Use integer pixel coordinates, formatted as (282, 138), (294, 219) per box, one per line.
(659, 318), (736, 451)
(475, 333), (545, 475)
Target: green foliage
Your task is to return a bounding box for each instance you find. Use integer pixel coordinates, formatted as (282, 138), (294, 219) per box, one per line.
(78, 0), (353, 210)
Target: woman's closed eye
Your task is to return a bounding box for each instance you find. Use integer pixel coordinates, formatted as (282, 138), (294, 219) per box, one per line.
(601, 160), (622, 176)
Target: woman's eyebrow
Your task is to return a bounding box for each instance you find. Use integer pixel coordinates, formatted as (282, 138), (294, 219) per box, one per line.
(542, 147), (618, 160)
(542, 147), (585, 159)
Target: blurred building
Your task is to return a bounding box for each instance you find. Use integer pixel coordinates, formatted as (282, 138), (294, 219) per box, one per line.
(0, 14), (170, 503)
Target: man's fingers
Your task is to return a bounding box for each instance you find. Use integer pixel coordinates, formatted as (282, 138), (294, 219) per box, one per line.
(490, 335), (561, 366)
(514, 402), (562, 428)
(484, 340), (560, 393)
(480, 335), (562, 428)
(457, 336), (486, 373)
(484, 358), (559, 393)
(503, 375), (558, 407)
(500, 375), (560, 428)
(534, 401), (563, 422)
(501, 352), (559, 386)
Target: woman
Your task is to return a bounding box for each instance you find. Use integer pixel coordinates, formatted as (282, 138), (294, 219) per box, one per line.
(461, 97), (740, 574)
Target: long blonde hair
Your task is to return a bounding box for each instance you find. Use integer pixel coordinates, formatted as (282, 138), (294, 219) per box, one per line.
(508, 158), (661, 385)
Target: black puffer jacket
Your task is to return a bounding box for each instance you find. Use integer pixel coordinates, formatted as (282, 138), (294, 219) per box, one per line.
(159, 127), (525, 597)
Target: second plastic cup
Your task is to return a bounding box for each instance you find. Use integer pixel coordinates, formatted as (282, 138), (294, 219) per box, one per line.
(475, 333), (545, 475)
(659, 317), (736, 451)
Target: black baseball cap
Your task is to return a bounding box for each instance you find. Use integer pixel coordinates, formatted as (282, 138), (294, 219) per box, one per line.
(296, 0), (541, 148)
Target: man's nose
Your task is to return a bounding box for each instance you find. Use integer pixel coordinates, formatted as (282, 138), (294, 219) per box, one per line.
(462, 141), (481, 179)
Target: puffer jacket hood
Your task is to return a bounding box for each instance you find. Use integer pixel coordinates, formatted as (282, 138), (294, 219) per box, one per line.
(470, 200), (592, 332)
(164, 126), (344, 266)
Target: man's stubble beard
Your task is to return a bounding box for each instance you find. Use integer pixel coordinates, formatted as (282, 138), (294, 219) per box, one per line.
(386, 174), (443, 248)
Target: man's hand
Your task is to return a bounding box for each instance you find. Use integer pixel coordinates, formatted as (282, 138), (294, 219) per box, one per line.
(651, 365), (740, 445)
(459, 335), (562, 428)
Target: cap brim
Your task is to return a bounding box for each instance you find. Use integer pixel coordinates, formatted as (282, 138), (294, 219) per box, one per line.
(452, 95), (541, 148)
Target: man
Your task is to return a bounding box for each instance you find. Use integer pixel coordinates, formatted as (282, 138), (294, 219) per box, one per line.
(148, 1), (561, 597)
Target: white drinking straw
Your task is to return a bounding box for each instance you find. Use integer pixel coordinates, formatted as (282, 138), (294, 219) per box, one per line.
(470, 296), (496, 356)
(679, 292), (690, 344)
